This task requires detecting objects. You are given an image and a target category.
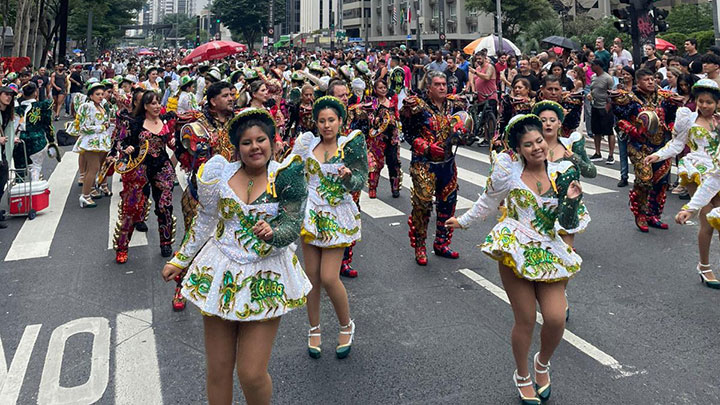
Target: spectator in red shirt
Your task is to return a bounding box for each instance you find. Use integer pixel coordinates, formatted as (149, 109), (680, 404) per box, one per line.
(495, 51), (508, 90)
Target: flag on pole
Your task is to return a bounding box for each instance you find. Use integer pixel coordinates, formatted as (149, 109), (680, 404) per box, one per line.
(392, 6), (397, 24)
(407, 7), (411, 24)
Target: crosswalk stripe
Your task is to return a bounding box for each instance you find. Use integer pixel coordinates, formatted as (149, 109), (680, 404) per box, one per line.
(114, 310), (163, 404)
(359, 191), (405, 218)
(107, 175), (148, 250)
(4, 153), (79, 262)
(397, 147), (489, 186)
(378, 166), (475, 210)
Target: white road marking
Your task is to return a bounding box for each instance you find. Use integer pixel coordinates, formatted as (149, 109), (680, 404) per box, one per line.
(38, 317), (111, 404)
(359, 191), (405, 218)
(458, 268), (644, 379)
(0, 325), (41, 404)
(4, 153), (78, 262)
(114, 310), (163, 405)
(107, 175), (148, 250)
(379, 163), (474, 210)
(398, 147), (489, 188)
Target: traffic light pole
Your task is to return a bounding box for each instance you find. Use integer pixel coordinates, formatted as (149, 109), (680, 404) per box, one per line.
(195, 15), (200, 47)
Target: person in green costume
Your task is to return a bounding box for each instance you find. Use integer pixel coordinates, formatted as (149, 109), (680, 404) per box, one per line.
(14, 82), (54, 181)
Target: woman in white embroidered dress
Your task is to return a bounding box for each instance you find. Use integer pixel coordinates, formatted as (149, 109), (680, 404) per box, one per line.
(161, 108), (311, 404)
(446, 114), (583, 404)
(292, 96), (368, 359)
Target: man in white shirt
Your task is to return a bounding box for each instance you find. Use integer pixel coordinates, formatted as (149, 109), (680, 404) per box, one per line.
(612, 38), (633, 68)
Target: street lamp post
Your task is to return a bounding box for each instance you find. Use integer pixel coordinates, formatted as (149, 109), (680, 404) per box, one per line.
(496, 0), (503, 54)
(416, 0), (422, 50)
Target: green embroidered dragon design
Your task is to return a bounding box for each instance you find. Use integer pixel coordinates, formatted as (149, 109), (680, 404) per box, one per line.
(308, 209), (359, 241)
(235, 270), (306, 319)
(185, 265), (214, 300)
(218, 198), (273, 257)
(306, 159), (346, 206)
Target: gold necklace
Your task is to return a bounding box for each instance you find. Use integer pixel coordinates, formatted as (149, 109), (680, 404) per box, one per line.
(244, 169), (263, 202)
(526, 170), (546, 194)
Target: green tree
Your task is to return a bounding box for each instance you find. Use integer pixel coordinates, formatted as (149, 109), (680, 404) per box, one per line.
(565, 17), (629, 50)
(527, 18), (562, 43)
(466, 0), (554, 41)
(67, 0), (144, 51)
(666, 4), (713, 35)
(211, 0), (284, 50)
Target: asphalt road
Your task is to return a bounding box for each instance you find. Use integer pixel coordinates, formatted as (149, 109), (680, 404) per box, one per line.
(1, 132), (718, 404)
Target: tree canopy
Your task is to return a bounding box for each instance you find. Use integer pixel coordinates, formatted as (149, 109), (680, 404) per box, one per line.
(665, 3), (713, 35)
(466, 0), (555, 41)
(210, 0), (284, 50)
(67, 0), (144, 50)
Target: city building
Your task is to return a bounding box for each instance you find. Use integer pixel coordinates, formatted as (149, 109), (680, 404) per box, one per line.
(299, 0), (342, 47)
(298, 0), (495, 49)
(368, 0), (493, 49)
(282, 0), (302, 36)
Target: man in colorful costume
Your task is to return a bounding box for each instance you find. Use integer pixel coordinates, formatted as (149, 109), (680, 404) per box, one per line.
(172, 80), (235, 310)
(400, 70), (468, 265)
(611, 68), (680, 232)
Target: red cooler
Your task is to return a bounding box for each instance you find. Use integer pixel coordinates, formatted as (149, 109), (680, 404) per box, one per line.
(9, 180), (50, 215)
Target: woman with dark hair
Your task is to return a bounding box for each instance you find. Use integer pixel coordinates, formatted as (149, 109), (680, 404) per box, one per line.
(0, 85), (18, 228)
(549, 62), (573, 91)
(107, 87), (150, 227)
(71, 82), (112, 207)
(248, 80), (269, 110)
(366, 79), (402, 199)
(650, 80), (720, 288)
(161, 108), (311, 405)
(249, 80), (285, 154)
(446, 114), (583, 404)
(496, 77), (534, 149)
(293, 96), (368, 359)
(112, 90), (178, 263)
(141, 66), (162, 94)
(676, 73), (697, 110)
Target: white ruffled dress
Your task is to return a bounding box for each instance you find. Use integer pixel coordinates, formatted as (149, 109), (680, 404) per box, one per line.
(458, 152), (583, 282)
(71, 101), (112, 153)
(292, 130), (368, 248)
(653, 107), (718, 187)
(168, 155), (312, 321)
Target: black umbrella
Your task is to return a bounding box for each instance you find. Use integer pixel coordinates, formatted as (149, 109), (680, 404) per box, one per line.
(542, 36), (580, 50)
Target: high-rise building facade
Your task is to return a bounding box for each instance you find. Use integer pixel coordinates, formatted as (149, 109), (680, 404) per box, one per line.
(283, 0), (302, 35)
(299, 0), (494, 48)
(368, 0), (492, 47)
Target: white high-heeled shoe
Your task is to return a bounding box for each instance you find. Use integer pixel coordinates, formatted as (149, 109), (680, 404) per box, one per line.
(335, 320), (355, 359)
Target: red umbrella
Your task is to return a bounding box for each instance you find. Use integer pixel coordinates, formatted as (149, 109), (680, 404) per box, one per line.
(182, 41), (248, 64)
(655, 38), (677, 52)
